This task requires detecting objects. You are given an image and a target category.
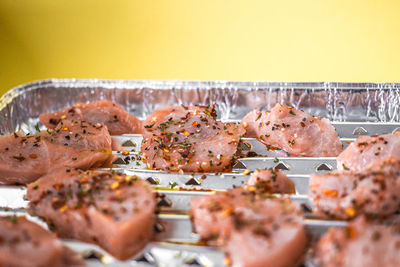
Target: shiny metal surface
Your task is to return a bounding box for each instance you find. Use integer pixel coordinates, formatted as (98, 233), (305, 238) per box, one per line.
(1, 79), (400, 266)
(2, 79), (400, 135)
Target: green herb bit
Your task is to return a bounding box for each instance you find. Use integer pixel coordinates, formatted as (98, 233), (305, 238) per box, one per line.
(35, 124), (40, 132)
(144, 123), (155, 129)
(79, 188), (87, 196)
(289, 110), (296, 115)
(273, 157), (279, 163)
(7, 216), (18, 223)
(169, 182), (178, 189)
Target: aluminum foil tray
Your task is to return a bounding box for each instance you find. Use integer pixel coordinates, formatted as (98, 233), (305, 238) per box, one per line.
(1, 79), (400, 267)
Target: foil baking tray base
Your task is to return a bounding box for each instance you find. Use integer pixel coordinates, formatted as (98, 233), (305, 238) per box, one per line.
(2, 79), (400, 266)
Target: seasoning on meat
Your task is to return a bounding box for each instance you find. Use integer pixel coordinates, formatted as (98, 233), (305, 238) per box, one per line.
(310, 157), (400, 220)
(40, 100), (143, 135)
(190, 188), (307, 267)
(337, 133), (400, 172)
(141, 105), (245, 172)
(246, 169), (295, 194)
(241, 104), (342, 156)
(0, 120), (113, 185)
(26, 168), (156, 260)
(314, 217), (400, 267)
(0, 216), (85, 267)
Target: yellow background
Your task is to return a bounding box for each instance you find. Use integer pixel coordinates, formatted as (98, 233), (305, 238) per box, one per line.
(1, 0), (400, 96)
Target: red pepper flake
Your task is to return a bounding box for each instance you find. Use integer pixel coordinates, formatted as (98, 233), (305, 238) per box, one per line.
(345, 225), (357, 239)
(224, 256), (232, 266)
(29, 154), (38, 159)
(345, 207), (356, 217)
(59, 205), (68, 213)
(322, 188), (338, 197)
(110, 182), (120, 190)
(243, 169), (250, 176)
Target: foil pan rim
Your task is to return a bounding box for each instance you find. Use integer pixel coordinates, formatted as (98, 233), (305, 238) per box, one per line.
(2, 78), (400, 110)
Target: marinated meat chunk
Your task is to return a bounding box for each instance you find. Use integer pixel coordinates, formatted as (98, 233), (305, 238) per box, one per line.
(0, 216), (84, 267)
(0, 120), (113, 185)
(241, 104), (342, 156)
(247, 169), (295, 194)
(40, 100), (143, 135)
(314, 217), (400, 267)
(141, 105), (245, 172)
(27, 168), (156, 260)
(337, 133), (400, 172)
(190, 188), (307, 267)
(310, 157), (400, 220)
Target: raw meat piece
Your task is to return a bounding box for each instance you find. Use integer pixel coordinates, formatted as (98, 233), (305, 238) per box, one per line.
(247, 169), (295, 194)
(314, 217), (400, 267)
(0, 120), (113, 185)
(337, 133), (400, 172)
(241, 104), (342, 156)
(310, 157), (400, 220)
(190, 188), (306, 267)
(141, 105), (245, 172)
(27, 168), (156, 260)
(40, 100), (143, 135)
(0, 216), (84, 267)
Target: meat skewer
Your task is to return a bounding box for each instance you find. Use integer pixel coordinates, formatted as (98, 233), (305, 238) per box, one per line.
(26, 168), (156, 260)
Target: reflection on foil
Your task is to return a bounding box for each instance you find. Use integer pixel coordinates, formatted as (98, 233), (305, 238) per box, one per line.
(1, 79), (400, 134)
